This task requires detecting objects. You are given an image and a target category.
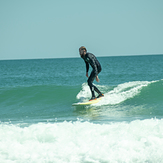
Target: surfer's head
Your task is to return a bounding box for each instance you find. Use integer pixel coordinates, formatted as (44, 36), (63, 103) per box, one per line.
(79, 46), (87, 58)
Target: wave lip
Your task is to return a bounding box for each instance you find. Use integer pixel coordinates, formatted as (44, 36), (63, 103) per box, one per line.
(99, 81), (151, 106)
(77, 81), (152, 106)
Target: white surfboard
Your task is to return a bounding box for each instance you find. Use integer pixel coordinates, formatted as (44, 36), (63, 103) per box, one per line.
(72, 98), (102, 106)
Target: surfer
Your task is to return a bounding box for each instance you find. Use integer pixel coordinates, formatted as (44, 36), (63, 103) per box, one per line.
(79, 46), (104, 101)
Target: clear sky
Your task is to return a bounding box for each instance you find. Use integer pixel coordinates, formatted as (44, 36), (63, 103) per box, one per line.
(0, 0), (163, 60)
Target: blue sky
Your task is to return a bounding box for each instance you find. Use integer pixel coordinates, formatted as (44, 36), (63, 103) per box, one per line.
(0, 0), (163, 60)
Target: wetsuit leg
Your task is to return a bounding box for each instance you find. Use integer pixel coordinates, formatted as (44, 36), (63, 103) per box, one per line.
(87, 72), (96, 98)
(93, 66), (102, 95)
(87, 71), (102, 97)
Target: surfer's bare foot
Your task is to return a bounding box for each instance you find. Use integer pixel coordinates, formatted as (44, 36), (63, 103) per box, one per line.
(97, 94), (104, 98)
(89, 97), (97, 101)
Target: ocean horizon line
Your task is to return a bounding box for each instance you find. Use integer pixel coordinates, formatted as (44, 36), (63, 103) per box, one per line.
(1, 53), (163, 61)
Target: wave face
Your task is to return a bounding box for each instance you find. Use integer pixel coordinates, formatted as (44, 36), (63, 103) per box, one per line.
(0, 84), (79, 122)
(1, 79), (163, 122)
(76, 80), (163, 119)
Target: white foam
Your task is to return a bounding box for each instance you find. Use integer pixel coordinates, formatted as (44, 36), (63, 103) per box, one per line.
(76, 83), (91, 100)
(98, 81), (150, 106)
(0, 119), (163, 162)
(77, 81), (150, 106)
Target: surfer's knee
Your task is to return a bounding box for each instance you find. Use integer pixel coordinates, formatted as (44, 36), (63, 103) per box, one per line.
(87, 75), (95, 86)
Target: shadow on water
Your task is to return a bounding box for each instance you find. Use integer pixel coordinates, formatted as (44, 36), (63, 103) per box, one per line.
(72, 102), (162, 123)
(73, 105), (104, 121)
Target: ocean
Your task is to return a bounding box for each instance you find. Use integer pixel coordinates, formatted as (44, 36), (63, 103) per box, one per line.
(0, 55), (163, 163)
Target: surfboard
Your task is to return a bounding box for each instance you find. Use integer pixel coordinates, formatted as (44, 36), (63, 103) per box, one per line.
(72, 98), (102, 106)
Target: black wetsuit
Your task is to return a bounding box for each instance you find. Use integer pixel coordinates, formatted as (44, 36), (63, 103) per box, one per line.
(82, 52), (102, 98)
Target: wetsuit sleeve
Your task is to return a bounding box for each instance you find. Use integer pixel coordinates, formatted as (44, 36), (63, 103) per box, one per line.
(85, 61), (89, 72)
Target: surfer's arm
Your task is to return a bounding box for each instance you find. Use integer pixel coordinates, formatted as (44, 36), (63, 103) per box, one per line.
(85, 61), (89, 73)
(96, 76), (99, 82)
(86, 72), (88, 78)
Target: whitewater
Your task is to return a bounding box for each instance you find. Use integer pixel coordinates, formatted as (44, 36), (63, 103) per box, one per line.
(1, 119), (163, 162)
